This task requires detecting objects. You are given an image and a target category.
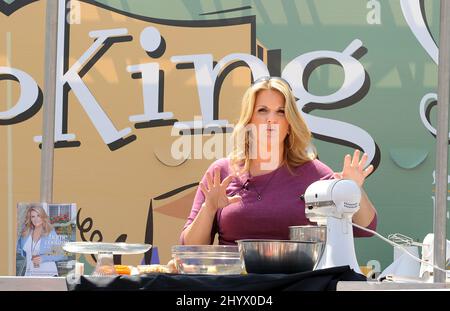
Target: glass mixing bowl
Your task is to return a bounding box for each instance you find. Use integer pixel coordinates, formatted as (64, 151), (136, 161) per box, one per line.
(171, 245), (243, 275)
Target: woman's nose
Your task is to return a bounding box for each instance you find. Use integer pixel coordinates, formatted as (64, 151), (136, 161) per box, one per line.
(266, 113), (277, 124)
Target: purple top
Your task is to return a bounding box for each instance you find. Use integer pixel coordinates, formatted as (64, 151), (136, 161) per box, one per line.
(181, 158), (377, 245)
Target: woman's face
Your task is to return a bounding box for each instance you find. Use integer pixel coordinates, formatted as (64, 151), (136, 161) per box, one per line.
(249, 89), (290, 149)
(30, 210), (43, 228)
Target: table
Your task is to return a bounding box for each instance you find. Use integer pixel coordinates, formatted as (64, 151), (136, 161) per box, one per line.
(337, 281), (450, 291)
(67, 266), (366, 291)
(0, 276), (67, 291)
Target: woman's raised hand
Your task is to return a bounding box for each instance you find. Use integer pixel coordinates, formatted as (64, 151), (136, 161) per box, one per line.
(334, 149), (374, 187)
(199, 167), (242, 211)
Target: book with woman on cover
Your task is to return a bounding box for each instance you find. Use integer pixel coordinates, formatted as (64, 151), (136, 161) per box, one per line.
(16, 202), (77, 276)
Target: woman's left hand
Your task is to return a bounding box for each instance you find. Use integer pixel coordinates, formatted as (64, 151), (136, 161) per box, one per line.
(333, 150), (373, 187)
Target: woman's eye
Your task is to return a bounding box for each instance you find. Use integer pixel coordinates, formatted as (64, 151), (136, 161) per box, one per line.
(258, 108), (267, 113)
(277, 110), (285, 114)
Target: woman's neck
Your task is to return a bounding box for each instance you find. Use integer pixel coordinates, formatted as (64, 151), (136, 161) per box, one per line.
(32, 226), (42, 236)
(250, 144), (284, 176)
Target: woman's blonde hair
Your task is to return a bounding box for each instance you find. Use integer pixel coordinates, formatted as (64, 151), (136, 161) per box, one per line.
(21, 204), (53, 237)
(229, 77), (314, 176)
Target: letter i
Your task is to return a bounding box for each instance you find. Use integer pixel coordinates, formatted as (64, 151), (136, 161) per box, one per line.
(127, 27), (175, 125)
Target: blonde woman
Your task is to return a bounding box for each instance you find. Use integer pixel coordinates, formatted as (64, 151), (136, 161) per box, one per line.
(181, 77), (377, 245)
(17, 204), (66, 276)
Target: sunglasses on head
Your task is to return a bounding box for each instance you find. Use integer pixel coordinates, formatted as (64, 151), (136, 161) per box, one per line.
(252, 76), (292, 90)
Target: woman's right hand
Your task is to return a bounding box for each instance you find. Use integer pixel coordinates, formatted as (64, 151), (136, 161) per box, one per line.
(199, 167), (242, 211)
(32, 255), (41, 266)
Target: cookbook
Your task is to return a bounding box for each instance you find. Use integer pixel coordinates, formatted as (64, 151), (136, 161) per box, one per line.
(16, 202), (77, 277)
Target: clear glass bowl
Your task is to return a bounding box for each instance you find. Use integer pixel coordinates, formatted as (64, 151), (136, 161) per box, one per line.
(171, 245), (242, 275)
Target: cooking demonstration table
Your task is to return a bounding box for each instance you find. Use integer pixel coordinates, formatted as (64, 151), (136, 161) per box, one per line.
(67, 266), (365, 291)
(337, 281), (450, 290)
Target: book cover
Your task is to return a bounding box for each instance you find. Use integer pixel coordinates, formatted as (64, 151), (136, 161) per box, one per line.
(16, 203), (77, 277)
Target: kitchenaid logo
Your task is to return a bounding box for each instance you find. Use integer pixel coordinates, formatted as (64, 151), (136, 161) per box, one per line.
(344, 202), (359, 209)
(0, 0), (379, 168)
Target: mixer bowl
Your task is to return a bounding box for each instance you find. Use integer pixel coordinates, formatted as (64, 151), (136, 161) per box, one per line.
(237, 239), (325, 274)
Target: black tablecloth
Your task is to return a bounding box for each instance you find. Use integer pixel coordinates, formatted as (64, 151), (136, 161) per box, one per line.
(67, 266), (366, 291)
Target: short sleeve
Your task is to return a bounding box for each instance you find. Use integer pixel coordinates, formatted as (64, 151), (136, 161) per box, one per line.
(315, 160), (334, 181)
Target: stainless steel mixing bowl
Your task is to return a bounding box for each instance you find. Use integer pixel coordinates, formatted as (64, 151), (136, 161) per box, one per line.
(237, 239), (325, 274)
(289, 225), (327, 243)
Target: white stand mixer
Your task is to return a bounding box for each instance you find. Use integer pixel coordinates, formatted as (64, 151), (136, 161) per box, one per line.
(303, 179), (362, 274)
